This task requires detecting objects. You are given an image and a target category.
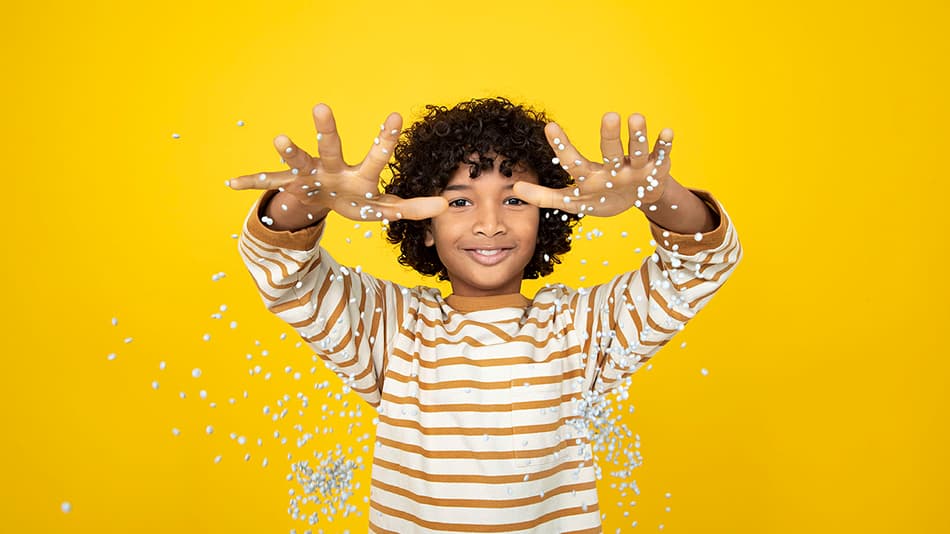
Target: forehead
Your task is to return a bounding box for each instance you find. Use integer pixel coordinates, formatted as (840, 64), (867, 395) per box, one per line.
(444, 159), (539, 188)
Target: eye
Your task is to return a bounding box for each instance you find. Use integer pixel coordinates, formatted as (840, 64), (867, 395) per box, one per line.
(448, 198), (471, 207)
(505, 197), (526, 206)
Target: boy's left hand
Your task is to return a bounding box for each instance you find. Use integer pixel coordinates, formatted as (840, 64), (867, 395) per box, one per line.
(513, 113), (673, 217)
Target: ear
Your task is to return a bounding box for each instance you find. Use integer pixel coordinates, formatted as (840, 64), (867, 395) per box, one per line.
(424, 226), (434, 247)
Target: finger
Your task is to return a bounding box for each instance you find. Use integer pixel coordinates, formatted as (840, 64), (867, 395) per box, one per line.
(652, 127), (674, 165)
(388, 195), (448, 220)
(511, 181), (584, 214)
(332, 194), (448, 222)
(600, 112), (625, 170)
(227, 169), (298, 191)
(626, 113), (652, 169)
(312, 103), (346, 173)
(357, 112), (403, 183)
(544, 122), (593, 179)
(273, 134), (316, 176)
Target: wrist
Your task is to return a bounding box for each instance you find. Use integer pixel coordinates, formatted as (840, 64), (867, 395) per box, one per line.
(262, 191), (329, 231)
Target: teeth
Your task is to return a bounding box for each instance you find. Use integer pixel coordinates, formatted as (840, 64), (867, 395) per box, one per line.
(475, 249), (502, 256)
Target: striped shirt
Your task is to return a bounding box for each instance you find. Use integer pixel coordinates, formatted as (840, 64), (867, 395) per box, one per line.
(239, 189), (741, 533)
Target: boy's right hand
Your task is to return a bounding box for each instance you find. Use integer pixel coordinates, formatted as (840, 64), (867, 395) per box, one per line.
(228, 104), (447, 230)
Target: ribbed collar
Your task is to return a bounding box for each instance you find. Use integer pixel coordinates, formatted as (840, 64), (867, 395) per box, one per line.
(444, 292), (531, 313)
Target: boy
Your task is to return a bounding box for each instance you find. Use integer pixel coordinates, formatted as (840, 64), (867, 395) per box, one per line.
(228, 97), (741, 533)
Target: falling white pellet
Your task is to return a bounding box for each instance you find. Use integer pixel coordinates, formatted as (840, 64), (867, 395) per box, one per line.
(61, 501), (71, 513)
(192, 368), (202, 378)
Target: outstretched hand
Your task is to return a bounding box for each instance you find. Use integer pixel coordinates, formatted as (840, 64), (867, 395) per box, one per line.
(228, 104), (447, 223)
(513, 113), (674, 218)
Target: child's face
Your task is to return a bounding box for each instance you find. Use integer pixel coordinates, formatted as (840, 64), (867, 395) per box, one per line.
(424, 159), (540, 298)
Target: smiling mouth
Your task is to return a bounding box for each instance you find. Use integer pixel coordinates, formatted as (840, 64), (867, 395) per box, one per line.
(464, 248), (513, 265)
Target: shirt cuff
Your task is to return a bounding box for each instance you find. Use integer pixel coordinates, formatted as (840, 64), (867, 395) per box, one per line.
(244, 190), (326, 251)
(648, 189), (728, 256)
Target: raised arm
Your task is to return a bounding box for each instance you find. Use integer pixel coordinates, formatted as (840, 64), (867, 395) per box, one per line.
(517, 111), (742, 393)
(229, 104), (448, 406)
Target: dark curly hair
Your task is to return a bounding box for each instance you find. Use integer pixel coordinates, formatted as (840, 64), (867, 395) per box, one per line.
(383, 97), (580, 282)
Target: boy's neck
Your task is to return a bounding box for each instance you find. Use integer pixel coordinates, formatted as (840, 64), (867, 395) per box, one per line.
(445, 292), (530, 312)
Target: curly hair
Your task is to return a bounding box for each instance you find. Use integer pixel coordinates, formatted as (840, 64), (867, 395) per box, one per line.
(383, 97), (580, 282)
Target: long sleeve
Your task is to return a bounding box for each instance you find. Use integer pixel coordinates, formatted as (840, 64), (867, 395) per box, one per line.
(570, 190), (742, 393)
(237, 191), (412, 407)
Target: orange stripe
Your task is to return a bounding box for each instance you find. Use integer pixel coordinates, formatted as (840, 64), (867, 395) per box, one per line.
(371, 477), (596, 509)
(379, 413), (577, 437)
(375, 435), (576, 462)
(388, 343), (581, 370)
(384, 367), (584, 391)
(381, 391), (579, 414)
(395, 323), (572, 350)
(410, 308), (559, 337)
(242, 229), (310, 269)
(373, 457), (586, 484)
(369, 500), (598, 533)
(238, 242), (297, 291)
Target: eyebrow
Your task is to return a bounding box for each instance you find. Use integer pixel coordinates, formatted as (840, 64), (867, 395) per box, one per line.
(443, 183), (515, 192)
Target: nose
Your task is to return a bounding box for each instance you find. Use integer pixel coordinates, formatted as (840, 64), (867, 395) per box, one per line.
(473, 203), (507, 237)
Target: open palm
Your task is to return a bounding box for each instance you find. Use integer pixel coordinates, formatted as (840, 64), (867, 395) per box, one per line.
(228, 104), (446, 222)
(513, 112), (674, 218)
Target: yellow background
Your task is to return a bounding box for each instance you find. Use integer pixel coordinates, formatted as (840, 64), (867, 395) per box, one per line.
(1, 0), (947, 532)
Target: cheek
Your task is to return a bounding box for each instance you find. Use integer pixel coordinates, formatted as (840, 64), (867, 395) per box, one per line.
(519, 210), (541, 249)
